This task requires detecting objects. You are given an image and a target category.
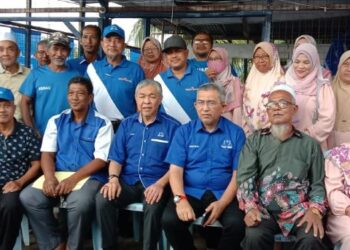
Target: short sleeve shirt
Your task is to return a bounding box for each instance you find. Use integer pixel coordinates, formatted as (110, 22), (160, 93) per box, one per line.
(0, 121), (41, 186)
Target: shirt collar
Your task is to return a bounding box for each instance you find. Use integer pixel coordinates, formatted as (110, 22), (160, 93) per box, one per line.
(103, 55), (127, 68)
(261, 126), (303, 138)
(0, 119), (20, 138)
(79, 54), (101, 65)
(165, 64), (192, 79)
(0, 63), (23, 74)
(68, 106), (95, 126)
(194, 117), (224, 133)
(135, 112), (162, 125)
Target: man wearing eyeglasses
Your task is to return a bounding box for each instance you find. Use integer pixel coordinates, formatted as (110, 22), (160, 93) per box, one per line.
(237, 84), (331, 250)
(162, 83), (246, 250)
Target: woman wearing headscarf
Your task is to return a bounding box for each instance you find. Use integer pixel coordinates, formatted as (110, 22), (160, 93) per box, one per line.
(138, 37), (167, 79)
(328, 50), (350, 147)
(242, 42), (284, 135)
(286, 43), (335, 149)
(207, 47), (243, 125)
(325, 143), (350, 250)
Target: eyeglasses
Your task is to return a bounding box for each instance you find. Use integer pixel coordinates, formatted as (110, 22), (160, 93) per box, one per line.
(265, 100), (294, 110)
(195, 100), (220, 108)
(193, 40), (210, 45)
(253, 55), (269, 62)
(143, 47), (158, 53)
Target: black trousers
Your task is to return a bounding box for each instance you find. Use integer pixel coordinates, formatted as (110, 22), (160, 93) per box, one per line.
(162, 191), (245, 250)
(242, 216), (332, 250)
(0, 190), (23, 250)
(96, 181), (170, 250)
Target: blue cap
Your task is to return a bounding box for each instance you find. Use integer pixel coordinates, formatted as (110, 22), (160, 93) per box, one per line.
(0, 87), (14, 102)
(103, 24), (125, 39)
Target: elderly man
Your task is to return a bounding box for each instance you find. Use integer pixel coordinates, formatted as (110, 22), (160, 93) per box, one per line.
(20, 77), (113, 250)
(237, 84), (330, 250)
(96, 79), (180, 250)
(34, 39), (50, 67)
(154, 35), (208, 124)
(0, 32), (30, 121)
(86, 24), (145, 130)
(0, 87), (41, 249)
(20, 32), (81, 136)
(162, 83), (246, 250)
(67, 25), (101, 75)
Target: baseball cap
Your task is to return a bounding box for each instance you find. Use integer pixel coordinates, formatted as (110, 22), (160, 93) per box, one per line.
(270, 83), (296, 101)
(0, 87), (14, 102)
(0, 32), (17, 45)
(163, 35), (187, 52)
(48, 32), (70, 48)
(103, 24), (125, 39)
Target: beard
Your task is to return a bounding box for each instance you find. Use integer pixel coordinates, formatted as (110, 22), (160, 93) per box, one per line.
(270, 124), (291, 141)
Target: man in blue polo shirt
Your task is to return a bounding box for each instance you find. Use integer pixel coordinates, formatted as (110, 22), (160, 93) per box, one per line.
(154, 35), (208, 124)
(20, 77), (113, 250)
(20, 32), (81, 136)
(96, 79), (180, 250)
(67, 25), (101, 75)
(86, 24), (145, 130)
(162, 83), (246, 250)
(0, 87), (41, 250)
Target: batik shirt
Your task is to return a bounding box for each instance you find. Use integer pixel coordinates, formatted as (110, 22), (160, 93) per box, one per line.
(237, 128), (327, 236)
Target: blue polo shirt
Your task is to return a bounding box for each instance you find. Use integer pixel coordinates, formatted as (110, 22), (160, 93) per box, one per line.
(165, 117), (246, 199)
(19, 65), (81, 135)
(188, 58), (238, 76)
(41, 107), (113, 184)
(159, 65), (208, 120)
(67, 55), (101, 75)
(86, 56), (145, 119)
(108, 112), (180, 188)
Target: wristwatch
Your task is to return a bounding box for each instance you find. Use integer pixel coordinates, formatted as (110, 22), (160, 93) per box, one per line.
(173, 194), (187, 204)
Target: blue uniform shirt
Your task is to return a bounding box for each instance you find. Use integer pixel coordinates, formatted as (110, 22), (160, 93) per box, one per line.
(108, 112), (180, 188)
(159, 65), (208, 120)
(165, 117), (246, 199)
(41, 107), (113, 183)
(19, 65), (81, 135)
(188, 58), (238, 76)
(86, 56), (145, 118)
(67, 55), (101, 75)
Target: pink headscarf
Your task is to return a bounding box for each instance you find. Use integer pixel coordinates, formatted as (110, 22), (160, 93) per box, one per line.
(286, 43), (328, 98)
(294, 34), (317, 50)
(208, 47), (242, 111)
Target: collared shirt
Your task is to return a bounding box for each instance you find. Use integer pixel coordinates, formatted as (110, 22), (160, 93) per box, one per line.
(86, 56), (145, 119)
(41, 107), (113, 183)
(108, 112), (180, 187)
(67, 55), (101, 75)
(237, 127), (327, 236)
(19, 65), (81, 135)
(0, 120), (41, 187)
(158, 65), (208, 120)
(165, 117), (246, 199)
(188, 58), (238, 76)
(0, 63), (30, 121)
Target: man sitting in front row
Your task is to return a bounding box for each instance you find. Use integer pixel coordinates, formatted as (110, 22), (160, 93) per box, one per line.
(162, 83), (246, 250)
(96, 79), (180, 250)
(237, 84), (331, 250)
(20, 77), (113, 250)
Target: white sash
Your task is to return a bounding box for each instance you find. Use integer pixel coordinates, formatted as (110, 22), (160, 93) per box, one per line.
(87, 64), (124, 120)
(154, 74), (191, 124)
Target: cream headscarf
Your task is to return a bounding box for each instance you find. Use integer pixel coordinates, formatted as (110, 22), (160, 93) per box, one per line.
(333, 50), (350, 132)
(294, 34), (317, 50)
(243, 42), (284, 132)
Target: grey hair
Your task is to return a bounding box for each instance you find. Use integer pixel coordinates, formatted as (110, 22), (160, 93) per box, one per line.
(197, 82), (226, 103)
(135, 79), (163, 97)
(36, 39), (48, 50)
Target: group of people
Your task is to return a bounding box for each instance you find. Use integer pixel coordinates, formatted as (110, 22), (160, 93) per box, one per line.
(0, 20), (350, 250)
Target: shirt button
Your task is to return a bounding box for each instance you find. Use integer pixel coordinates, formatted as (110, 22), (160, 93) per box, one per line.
(144, 140), (146, 142)
(142, 153), (144, 156)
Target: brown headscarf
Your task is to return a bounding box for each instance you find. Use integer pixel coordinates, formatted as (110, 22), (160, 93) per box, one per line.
(138, 37), (167, 79)
(333, 50), (350, 132)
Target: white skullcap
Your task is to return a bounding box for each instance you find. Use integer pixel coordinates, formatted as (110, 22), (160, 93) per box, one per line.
(0, 32), (17, 45)
(270, 83), (296, 100)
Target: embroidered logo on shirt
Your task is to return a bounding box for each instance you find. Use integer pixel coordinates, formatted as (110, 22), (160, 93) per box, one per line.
(189, 144), (200, 148)
(185, 86), (198, 92)
(221, 140), (232, 149)
(38, 86), (51, 91)
(157, 132), (164, 138)
(118, 77), (132, 83)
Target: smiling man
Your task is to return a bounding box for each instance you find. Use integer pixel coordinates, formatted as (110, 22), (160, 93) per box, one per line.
(162, 83), (246, 250)
(237, 84), (331, 250)
(20, 32), (81, 136)
(20, 76), (113, 250)
(86, 24), (145, 131)
(154, 35), (208, 124)
(96, 79), (180, 250)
